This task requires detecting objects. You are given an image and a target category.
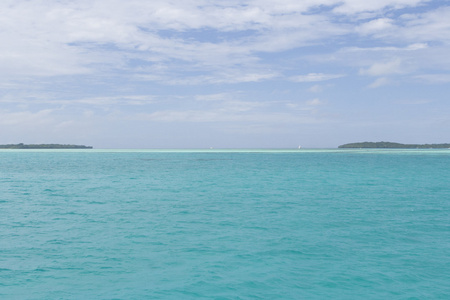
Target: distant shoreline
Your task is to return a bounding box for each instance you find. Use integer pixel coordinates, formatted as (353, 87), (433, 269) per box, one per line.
(338, 142), (450, 149)
(0, 143), (93, 149)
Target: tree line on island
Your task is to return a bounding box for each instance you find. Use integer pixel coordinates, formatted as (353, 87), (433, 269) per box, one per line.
(338, 142), (450, 149)
(0, 143), (93, 149)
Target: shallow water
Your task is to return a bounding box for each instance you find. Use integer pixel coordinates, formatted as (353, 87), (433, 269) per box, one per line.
(1, 149), (449, 299)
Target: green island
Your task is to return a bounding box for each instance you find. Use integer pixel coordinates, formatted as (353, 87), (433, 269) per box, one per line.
(0, 143), (93, 149)
(338, 142), (450, 149)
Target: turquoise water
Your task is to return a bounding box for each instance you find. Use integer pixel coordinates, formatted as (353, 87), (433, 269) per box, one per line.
(1, 149), (449, 299)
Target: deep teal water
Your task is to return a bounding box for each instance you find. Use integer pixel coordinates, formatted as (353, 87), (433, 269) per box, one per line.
(1, 149), (449, 299)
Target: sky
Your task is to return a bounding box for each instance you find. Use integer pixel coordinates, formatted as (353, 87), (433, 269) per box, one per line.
(1, 0), (450, 148)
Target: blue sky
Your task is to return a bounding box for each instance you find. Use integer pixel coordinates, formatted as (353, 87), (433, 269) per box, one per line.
(1, 0), (449, 148)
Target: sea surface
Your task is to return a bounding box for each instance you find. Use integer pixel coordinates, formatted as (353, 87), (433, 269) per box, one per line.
(1, 149), (449, 299)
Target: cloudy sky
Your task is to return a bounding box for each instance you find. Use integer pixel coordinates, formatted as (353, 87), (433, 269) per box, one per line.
(1, 0), (449, 148)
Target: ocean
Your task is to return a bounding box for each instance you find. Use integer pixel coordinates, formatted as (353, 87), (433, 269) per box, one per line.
(1, 149), (449, 299)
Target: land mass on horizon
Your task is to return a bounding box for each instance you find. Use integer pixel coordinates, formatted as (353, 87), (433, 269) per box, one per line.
(338, 142), (450, 149)
(0, 143), (93, 149)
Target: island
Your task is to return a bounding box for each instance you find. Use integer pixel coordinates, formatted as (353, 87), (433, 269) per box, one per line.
(0, 143), (93, 149)
(338, 142), (450, 149)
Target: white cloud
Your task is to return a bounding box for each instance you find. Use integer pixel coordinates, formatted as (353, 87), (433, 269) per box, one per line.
(2, 1), (332, 78)
(333, 0), (428, 15)
(306, 98), (323, 106)
(360, 59), (405, 76)
(291, 73), (345, 82)
(407, 43), (428, 50)
(76, 95), (156, 106)
(308, 85), (323, 93)
(135, 109), (319, 124)
(155, 70), (279, 85)
(0, 109), (55, 126)
(0, 94), (157, 107)
(368, 77), (390, 88)
(397, 6), (450, 43)
(356, 18), (395, 35)
(225, 72), (279, 83)
(0, 0), (444, 83)
(342, 43), (428, 53)
(414, 74), (450, 83)
(195, 93), (232, 102)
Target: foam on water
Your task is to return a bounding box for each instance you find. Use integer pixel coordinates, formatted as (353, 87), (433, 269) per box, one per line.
(1, 150), (449, 299)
